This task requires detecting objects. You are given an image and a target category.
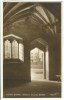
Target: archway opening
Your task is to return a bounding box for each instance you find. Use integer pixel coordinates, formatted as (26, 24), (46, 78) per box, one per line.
(30, 38), (49, 81)
(30, 47), (45, 81)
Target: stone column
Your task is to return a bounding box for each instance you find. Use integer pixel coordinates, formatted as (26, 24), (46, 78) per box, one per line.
(23, 40), (31, 82)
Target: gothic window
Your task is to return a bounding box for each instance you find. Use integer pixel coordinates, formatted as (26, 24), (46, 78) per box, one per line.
(4, 34), (24, 62)
(19, 43), (24, 61)
(5, 40), (11, 59)
(12, 40), (18, 59)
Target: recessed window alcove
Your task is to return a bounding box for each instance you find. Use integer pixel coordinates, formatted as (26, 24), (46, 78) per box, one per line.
(3, 34), (24, 62)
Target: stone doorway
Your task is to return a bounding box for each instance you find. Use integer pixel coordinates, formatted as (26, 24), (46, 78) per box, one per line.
(30, 48), (45, 81)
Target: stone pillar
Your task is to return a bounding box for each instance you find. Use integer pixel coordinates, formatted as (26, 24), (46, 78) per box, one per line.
(24, 40), (31, 82)
(49, 44), (56, 80)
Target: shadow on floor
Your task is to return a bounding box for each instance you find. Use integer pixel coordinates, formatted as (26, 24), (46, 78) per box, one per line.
(3, 80), (61, 98)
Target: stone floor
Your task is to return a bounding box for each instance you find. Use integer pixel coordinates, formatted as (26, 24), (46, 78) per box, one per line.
(3, 80), (61, 98)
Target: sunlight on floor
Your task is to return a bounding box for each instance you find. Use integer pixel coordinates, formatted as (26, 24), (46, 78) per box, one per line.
(31, 68), (44, 81)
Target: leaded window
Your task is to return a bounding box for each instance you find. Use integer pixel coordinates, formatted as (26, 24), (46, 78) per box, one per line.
(3, 34), (24, 62)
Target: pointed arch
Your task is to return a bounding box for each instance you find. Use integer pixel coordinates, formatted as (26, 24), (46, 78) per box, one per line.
(5, 40), (11, 59)
(12, 40), (18, 58)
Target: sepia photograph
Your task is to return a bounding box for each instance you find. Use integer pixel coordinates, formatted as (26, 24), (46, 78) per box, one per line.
(3, 1), (61, 98)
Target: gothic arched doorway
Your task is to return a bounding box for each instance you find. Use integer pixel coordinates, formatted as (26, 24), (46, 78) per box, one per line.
(30, 48), (44, 81)
(30, 38), (49, 81)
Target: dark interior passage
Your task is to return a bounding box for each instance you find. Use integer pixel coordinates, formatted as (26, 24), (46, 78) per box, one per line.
(3, 2), (61, 98)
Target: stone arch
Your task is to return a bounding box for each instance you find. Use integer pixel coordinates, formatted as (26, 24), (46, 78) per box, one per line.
(30, 38), (49, 81)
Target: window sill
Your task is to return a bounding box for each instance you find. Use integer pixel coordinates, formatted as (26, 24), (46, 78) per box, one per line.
(4, 59), (24, 63)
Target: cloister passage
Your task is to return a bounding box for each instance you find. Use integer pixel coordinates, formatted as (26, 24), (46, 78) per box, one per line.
(3, 2), (61, 83)
(3, 2), (61, 98)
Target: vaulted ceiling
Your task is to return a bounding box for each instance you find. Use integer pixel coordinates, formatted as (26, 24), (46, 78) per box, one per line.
(3, 2), (61, 45)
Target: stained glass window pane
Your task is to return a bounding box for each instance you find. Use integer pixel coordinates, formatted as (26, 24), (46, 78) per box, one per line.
(12, 40), (18, 58)
(5, 40), (11, 59)
(19, 43), (24, 61)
